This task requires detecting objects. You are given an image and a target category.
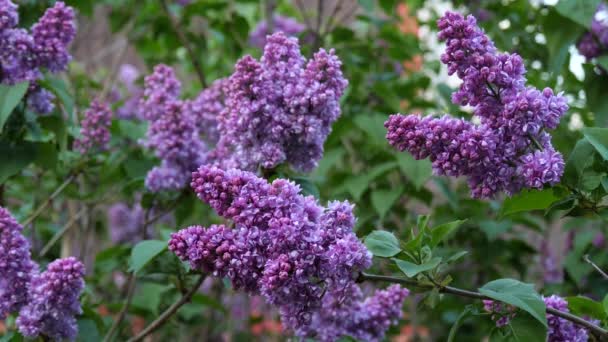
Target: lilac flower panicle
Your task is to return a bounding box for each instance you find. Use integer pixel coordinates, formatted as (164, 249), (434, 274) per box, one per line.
(17, 257), (85, 341)
(0, 206), (37, 319)
(108, 203), (145, 244)
(170, 166), (405, 341)
(577, 3), (608, 59)
(115, 64), (143, 120)
(215, 32), (347, 172)
(26, 86), (55, 114)
(73, 100), (112, 154)
(139, 64), (181, 121)
(386, 11), (567, 198)
(544, 295), (592, 342)
(249, 15), (306, 49)
(185, 77), (228, 144)
(31, 1), (76, 72)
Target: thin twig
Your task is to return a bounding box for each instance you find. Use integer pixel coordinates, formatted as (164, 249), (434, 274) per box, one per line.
(159, 0), (207, 88)
(360, 273), (608, 338)
(527, 133), (544, 151)
(264, 0), (276, 33)
(21, 173), (77, 227)
(39, 207), (87, 257)
(103, 273), (137, 342)
(327, 1), (358, 33)
(321, 0), (341, 36)
(584, 254), (608, 280)
(294, 0), (313, 30)
(127, 274), (206, 342)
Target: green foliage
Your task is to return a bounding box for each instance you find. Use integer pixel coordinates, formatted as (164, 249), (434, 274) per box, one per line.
(479, 279), (547, 327)
(0, 82), (29, 133)
(364, 230), (401, 257)
(128, 240), (168, 274)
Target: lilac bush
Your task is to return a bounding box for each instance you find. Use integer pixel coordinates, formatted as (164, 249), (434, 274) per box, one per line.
(169, 165), (408, 341)
(385, 11), (567, 198)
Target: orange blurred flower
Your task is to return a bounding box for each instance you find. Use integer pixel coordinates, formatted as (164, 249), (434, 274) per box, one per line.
(392, 323), (431, 342)
(403, 54), (423, 73)
(397, 3), (419, 36)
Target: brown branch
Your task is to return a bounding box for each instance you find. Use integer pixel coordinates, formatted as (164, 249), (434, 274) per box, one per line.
(584, 254), (608, 280)
(126, 274), (206, 342)
(159, 0), (207, 88)
(360, 273), (608, 338)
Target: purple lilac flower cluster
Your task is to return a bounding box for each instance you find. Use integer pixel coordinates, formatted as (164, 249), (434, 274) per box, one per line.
(385, 12), (567, 198)
(168, 166), (408, 341)
(73, 100), (112, 154)
(213, 32), (348, 172)
(107, 202), (145, 244)
(0, 207), (37, 319)
(249, 15), (306, 49)
(0, 0), (76, 114)
(139, 65), (207, 192)
(577, 3), (608, 60)
(1, 206), (85, 340)
(484, 295), (593, 341)
(115, 64), (143, 120)
(17, 257), (85, 341)
(186, 78), (228, 145)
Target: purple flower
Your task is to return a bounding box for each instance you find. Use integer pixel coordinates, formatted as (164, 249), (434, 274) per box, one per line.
(249, 15), (306, 49)
(214, 32), (347, 172)
(0, 0), (18, 32)
(185, 77), (228, 144)
(540, 240), (563, 284)
(139, 64), (181, 121)
(17, 257), (85, 341)
(169, 166), (400, 340)
(73, 99), (112, 154)
(31, 1), (76, 72)
(0, 206), (37, 319)
(108, 202), (145, 244)
(544, 295), (592, 342)
(386, 12), (568, 198)
(26, 85), (55, 114)
(577, 3), (608, 59)
(577, 32), (602, 59)
(115, 64), (143, 120)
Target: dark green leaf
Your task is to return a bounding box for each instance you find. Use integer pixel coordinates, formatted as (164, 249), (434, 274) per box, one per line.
(555, 0), (602, 28)
(0, 81), (29, 133)
(393, 257), (441, 277)
(447, 307), (472, 342)
(396, 153), (432, 190)
(128, 240), (167, 274)
(39, 77), (74, 115)
(371, 186), (404, 218)
(507, 311), (548, 341)
(501, 189), (562, 216)
(0, 142), (37, 183)
(446, 251), (469, 263)
(566, 296), (607, 320)
(430, 219), (467, 247)
(478, 279), (547, 326)
(583, 127), (608, 161)
(365, 231), (401, 257)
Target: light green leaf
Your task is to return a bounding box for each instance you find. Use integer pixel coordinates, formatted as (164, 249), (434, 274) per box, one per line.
(340, 162), (397, 200)
(393, 257), (441, 277)
(479, 220), (512, 241)
(603, 294), (608, 315)
(354, 114), (389, 146)
(478, 279), (547, 327)
(39, 77), (74, 115)
(128, 240), (167, 274)
(446, 250), (469, 263)
(583, 127), (608, 161)
(430, 219), (467, 247)
(365, 231), (401, 257)
(555, 0), (602, 28)
(447, 307), (472, 342)
(0, 81), (29, 133)
(396, 153), (432, 190)
(132, 282), (171, 314)
(507, 312), (548, 341)
(501, 189), (561, 216)
(371, 186), (404, 218)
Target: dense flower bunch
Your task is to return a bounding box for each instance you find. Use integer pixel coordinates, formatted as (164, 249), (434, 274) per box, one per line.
(139, 65), (207, 192)
(168, 166), (408, 341)
(213, 32), (348, 172)
(577, 3), (608, 60)
(0, 0), (76, 114)
(385, 12), (567, 198)
(73, 100), (112, 154)
(249, 15), (305, 48)
(17, 257), (85, 341)
(0, 207), (37, 319)
(186, 77), (228, 144)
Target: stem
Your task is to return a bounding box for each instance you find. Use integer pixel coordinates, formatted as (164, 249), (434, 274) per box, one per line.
(159, 0), (207, 88)
(584, 254), (608, 280)
(39, 207), (87, 257)
(21, 173), (77, 227)
(527, 133), (544, 151)
(126, 274), (206, 342)
(360, 273), (608, 338)
(103, 273), (137, 342)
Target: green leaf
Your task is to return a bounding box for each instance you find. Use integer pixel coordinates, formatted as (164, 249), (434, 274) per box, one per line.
(564, 139), (596, 188)
(479, 220), (512, 241)
(396, 153), (432, 190)
(447, 307), (472, 342)
(38, 115), (67, 151)
(598, 56), (608, 71)
(555, 0), (602, 28)
(365, 231), (401, 257)
(583, 127), (608, 161)
(393, 257), (441, 277)
(507, 311), (548, 341)
(478, 279), (547, 327)
(132, 282), (171, 314)
(39, 77), (74, 115)
(371, 185), (404, 218)
(430, 219), (467, 247)
(76, 319), (102, 342)
(603, 294), (608, 315)
(354, 114), (389, 147)
(340, 162), (397, 200)
(293, 177), (320, 198)
(0, 81), (29, 133)
(501, 189), (561, 216)
(446, 250), (469, 263)
(33, 142), (58, 169)
(566, 296), (607, 320)
(544, 11), (584, 73)
(128, 240), (167, 274)
(0, 142), (37, 183)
